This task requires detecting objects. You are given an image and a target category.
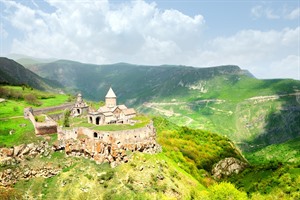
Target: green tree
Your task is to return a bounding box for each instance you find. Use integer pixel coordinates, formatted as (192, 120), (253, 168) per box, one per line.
(63, 110), (71, 127)
(208, 182), (248, 200)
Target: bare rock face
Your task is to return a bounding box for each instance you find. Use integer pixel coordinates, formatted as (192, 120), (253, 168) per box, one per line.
(212, 157), (247, 179)
(0, 141), (52, 168)
(63, 136), (161, 167)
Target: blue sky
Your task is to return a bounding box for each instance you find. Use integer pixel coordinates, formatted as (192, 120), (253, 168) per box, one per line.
(0, 0), (299, 79)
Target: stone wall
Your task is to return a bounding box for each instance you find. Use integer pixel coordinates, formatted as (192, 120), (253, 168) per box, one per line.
(57, 121), (161, 167)
(27, 111), (57, 135)
(32, 103), (73, 115)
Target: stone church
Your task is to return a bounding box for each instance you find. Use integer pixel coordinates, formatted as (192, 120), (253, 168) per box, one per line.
(71, 93), (89, 116)
(88, 87), (136, 125)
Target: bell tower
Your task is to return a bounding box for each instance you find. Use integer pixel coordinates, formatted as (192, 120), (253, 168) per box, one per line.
(105, 87), (117, 108)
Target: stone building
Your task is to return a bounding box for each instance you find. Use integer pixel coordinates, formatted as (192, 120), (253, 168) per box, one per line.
(71, 93), (89, 116)
(88, 87), (136, 125)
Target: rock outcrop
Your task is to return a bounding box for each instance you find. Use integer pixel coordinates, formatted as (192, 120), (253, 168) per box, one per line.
(0, 165), (60, 186)
(0, 141), (52, 167)
(0, 141), (60, 186)
(212, 157), (247, 179)
(60, 137), (161, 168)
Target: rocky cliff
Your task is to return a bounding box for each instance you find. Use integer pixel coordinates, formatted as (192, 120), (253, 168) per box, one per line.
(212, 157), (247, 179)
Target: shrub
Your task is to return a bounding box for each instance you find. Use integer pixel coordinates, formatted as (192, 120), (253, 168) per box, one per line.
(98, 170), (115, 181)
(24, 94), (42, 106)
(0, 186), (22, 200)
(208, 182), (248, 200)
(63, 110), (71, 127)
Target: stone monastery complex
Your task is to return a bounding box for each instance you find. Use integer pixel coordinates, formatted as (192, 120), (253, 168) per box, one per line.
(24, 87), (159, 166)
(84, 87), (136, 125)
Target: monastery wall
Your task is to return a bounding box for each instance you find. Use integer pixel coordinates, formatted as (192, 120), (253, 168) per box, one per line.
(32, 103), (73, 115)
(27, 111), (57, 135)
(58, 121), (160, 167)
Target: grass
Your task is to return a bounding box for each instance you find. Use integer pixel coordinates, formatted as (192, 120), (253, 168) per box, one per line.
(0, 117), (39, 147)
(0, 86), (71, 147)
(227, 162), (300, 198)
(0, 86), (69, 118)
(0, 100), (27, 118)
(140, 76), (300, 152)
(153, 117), (244, 183)
(244, 137), (300, 165)
(12, 152), (206, 200)
(35, 115), (46, 122)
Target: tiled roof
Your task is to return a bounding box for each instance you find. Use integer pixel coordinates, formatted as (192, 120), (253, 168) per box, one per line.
(122, 108), (136, 116)
(103, 112), (113, 116)
(118, 104), (127, 110)
(98, 106), (112, 113)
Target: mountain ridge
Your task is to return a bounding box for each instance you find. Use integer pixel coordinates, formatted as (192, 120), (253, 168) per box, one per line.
(0, 57), (62, 91)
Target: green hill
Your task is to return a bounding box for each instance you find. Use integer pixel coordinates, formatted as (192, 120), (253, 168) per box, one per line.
(25, 60), (252, 103)
(0, 87), (248, 199)
(23, 59), (300, 152)
(0, 57), (62, 91)
(1, 86), (299, 199)
(244, 137), (300, 164)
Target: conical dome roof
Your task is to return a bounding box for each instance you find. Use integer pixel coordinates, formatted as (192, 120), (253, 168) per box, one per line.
(105, 87), (116, 98)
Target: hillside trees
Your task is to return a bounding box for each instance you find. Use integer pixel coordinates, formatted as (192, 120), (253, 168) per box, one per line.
(153, 117), (244, 184)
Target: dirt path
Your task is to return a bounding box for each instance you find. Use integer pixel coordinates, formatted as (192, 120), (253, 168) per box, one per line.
(143, 102), (194, 125)
(246, 92), (300, 102)
(143, 103), (181, 117)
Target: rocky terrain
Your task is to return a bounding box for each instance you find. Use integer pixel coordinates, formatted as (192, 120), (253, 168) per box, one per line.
(212, 157), (248, 179)
(0, 141), (61, 186)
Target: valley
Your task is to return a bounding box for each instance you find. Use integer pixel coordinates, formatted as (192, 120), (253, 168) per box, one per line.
(1, 57), (300, 199)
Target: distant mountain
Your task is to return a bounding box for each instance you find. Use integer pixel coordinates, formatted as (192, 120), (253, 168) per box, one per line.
(23, 59), (300, 151)
(0, 57), (62, 91)
(26, 60), (252, 103)
(7, 54), (57, 64)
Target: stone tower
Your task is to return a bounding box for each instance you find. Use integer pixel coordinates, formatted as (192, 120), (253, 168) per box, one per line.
(72, 93), (89, 116)
(105, 87), (117, 108)
(76, 93), (83, 103)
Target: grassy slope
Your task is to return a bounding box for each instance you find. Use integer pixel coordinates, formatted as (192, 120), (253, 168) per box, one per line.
(11, 152), (205, 200)
(6, 116), (247, 200)
(27, 59), (300, 152)
(1, 85), (299, 199)
(0, 86), (69, 118)
(244, 137), (300, 165)
(153, 117), (244, 183)
(0, 86), (69, 147)
(227, 162), (300, 199)
(0, 57), (62, 91)
(140, 76), (300, 152)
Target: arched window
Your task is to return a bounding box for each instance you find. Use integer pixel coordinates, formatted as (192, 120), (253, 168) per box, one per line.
(94, 132), (98, 138)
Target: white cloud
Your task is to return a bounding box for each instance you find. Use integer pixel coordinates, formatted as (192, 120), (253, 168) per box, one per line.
(286, 7), (300, 20)
(265, 8), (280, 19)
(0, 24), (8, 39)
(269, 55), (299, 80)
(4, 0), (204, 64)
(1, 0), (299, 79)
(251, 6), (263, 18)
(251, 5), (280, 19)
(188, 27), (299, 79)
(251, 5), (300, 21)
